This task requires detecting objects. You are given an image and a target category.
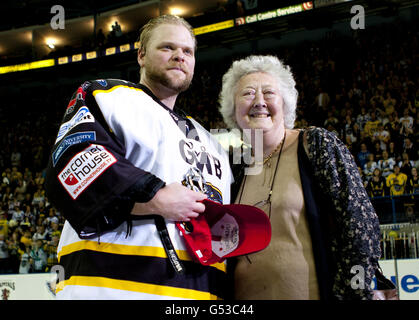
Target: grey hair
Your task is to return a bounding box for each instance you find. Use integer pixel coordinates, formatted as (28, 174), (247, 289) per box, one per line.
(218, 55), (298, 129)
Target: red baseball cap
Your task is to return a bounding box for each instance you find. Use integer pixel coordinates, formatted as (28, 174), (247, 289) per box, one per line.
(176, 199), (272, 265)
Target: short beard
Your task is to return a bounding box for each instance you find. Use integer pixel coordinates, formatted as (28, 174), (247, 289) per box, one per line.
(146, 68), (192, 93)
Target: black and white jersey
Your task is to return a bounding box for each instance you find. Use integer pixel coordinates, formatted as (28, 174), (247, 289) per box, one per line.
(45, 79), (233, 299)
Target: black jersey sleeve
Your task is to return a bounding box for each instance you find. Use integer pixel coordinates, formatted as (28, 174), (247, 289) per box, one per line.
(45, 80), (165, 238)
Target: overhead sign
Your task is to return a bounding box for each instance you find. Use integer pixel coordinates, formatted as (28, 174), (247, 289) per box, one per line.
(235, 1), (314, 26)
(193, 20), (235, 36)
(0, 59), (55, 74)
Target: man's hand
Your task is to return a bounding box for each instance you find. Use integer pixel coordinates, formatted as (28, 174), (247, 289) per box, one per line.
(131, 182), (207, 221)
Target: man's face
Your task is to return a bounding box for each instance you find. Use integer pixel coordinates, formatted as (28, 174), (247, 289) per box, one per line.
(138, 23), (195, 93)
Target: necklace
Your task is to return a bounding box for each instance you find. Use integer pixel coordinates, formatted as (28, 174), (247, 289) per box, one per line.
(238, 131), (287, 215)
(263, 134), (286, 166)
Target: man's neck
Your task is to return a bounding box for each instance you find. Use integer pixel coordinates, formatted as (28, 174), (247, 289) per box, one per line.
(140, 79), (178, 110)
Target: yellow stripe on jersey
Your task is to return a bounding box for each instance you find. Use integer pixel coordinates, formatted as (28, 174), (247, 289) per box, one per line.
(58, 240), (226, 272)
(92, 85), (143, 96)
(56, 276), (221, 300)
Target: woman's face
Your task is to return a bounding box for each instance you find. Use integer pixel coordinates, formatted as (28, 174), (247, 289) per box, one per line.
(234, 72), (284, 134)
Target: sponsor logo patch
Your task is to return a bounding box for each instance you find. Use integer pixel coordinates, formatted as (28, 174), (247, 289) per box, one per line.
(97, 79), (107, 87)
(58, 144), (117, 200)
(52, 131), (96, 167)
(55, 106), (94, 144)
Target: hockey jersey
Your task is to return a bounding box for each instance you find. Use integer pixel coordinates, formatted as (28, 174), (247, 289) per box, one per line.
(45, 79), (233, 300)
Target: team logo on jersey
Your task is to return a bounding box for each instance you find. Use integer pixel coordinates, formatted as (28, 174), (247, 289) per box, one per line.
(181, 167), (223, 204)
(66, 86), (87, 116)
(58, 144), (117, 199)
(52, 131), (96, 167)
(97, 79), (108, 87)
(179, 140), (222, 179)
(55, 106), (95, 144)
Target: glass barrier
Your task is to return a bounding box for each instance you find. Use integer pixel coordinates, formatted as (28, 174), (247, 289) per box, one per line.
(373, 194), (419, 260)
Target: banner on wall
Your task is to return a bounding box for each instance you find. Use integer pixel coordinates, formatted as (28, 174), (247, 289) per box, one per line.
(374, 259), (419, 300)
(0, 273), (57, 300)
(0, 259), (418, 300)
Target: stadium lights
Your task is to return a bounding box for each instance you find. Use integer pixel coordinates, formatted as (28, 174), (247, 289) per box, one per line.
(170, 7), (185, 16)
(46, 38), (57, 49)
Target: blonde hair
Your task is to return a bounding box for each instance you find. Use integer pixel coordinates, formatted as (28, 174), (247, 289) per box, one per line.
(138, 15), (197, 54)
(219, 55), (298, 129)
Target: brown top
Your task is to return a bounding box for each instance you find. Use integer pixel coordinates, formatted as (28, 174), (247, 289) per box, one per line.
(234, 129), (320, 300)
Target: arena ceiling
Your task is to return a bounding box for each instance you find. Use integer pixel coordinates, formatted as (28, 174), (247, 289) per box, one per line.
(0, 0), (415, 64)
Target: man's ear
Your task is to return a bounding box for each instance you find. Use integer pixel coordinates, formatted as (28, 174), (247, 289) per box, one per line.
(137, 49), (145, 67)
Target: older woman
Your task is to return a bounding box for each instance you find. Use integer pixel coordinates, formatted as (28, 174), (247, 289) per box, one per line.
(219, 55), (381, 300)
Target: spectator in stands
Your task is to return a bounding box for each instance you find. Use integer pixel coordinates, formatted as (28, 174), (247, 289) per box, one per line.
(10, 204), (24, 224)
(0, 233), (9, 274)
(32, 225), (48, 242)
(324, 111), (339, 130)
(407, 167), (419, 194)
(363, 153), (379, 181)
(370, 92), (385, 112)
(31, 185), (45, 206)
(358, 166), (368, 188)
(45, 235), (59, 272)
(357, 143), (371, 168)
(21, 193), (32, 209)
(341, 114), (358, 145)
(6, 231), (23, 274)
(383, 91), (396, 117)
(387, 141), (401, 163)
(14, 178), (26, 202)
(10, 147), (21, 168)
(378, 150), (395, 178)
(356, 107), (371, 132)
(19, 245), (31, 274)
(372, 141), (383, 162)
(386, 164), (408, 196)
(112, 21), (122, 38)
(399, 107), (414, 134)
(372, 123), (390, 151)
(21, 205), (34, 229)
(366, 168), (387, 198)
(0, 211), (7, 237)
(47, 221), (61, 240)
(399, 152), (415, 177)
(45, 207), (59, 227)
(29, 239), (47, 273)
(33, 172), (44, 187)
(19, 229), (32, 249)
(403, 136), (417, 161)
(96, 28), (106, 48)
(363, 111), (381, 139)
(2, 186), (13, 203)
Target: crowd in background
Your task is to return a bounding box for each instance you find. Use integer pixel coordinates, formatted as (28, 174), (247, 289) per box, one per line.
(0, 15), (418, 274)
